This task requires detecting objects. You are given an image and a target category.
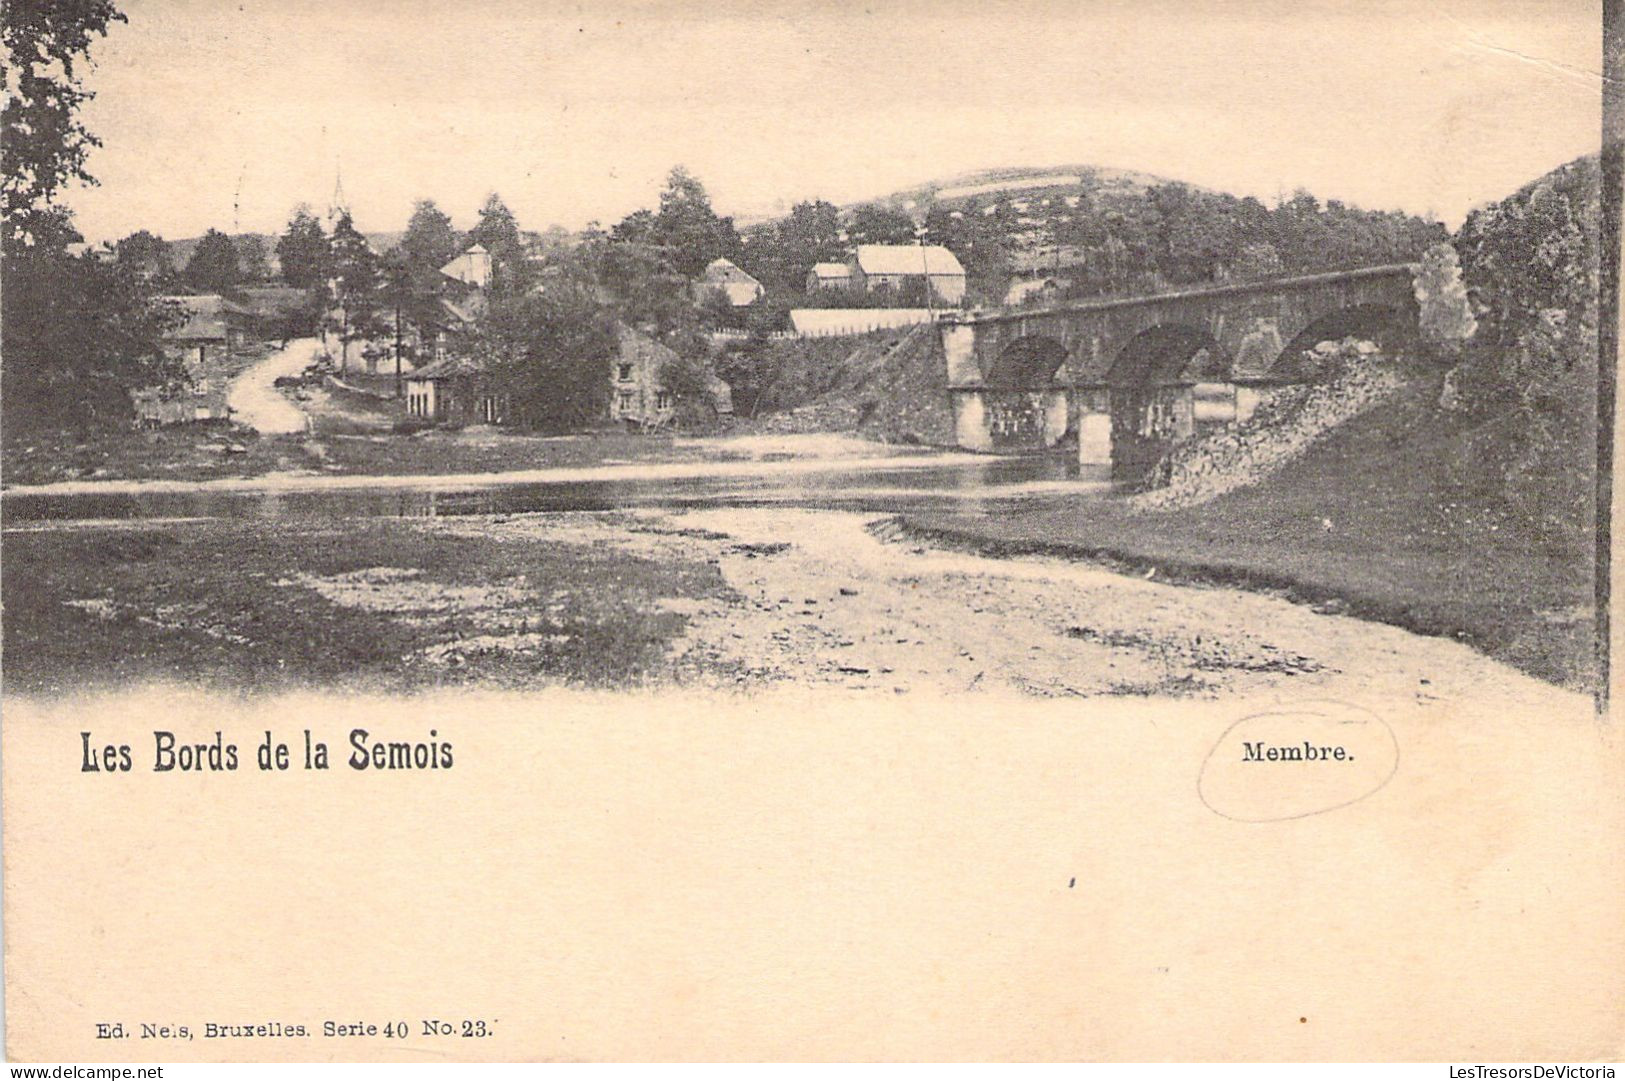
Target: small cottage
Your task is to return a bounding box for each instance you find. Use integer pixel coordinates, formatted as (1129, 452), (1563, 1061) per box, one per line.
(132, 295), (252, 425)
(611, 325), (732, 428)
(158, 294), (252, 365)
(402, 355), (508, 427)
(806, 262), (853, 292)
(439, 244), (493, 290)
(697, 258), (764, 307)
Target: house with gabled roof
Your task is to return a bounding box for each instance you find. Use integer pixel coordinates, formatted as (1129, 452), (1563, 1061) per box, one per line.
(440, 244), (492, 289)
(851, 244), (966, 304)
(806, 261), (853, 292)
(696, 258), (764, 307)
(131, 295), (253, 425)
(402, 353), (508, 427)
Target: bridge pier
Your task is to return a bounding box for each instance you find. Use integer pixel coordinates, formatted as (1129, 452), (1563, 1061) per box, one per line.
(1077, 387), (1111, 466)
(949, 388), (1069, 452)
(1110, 383), (1197, 482)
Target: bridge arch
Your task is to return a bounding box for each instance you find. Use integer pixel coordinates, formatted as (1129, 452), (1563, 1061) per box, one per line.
(1104, 324), (1234, 482)
(985, 335), (1070, 389)
(1267, 302), (1417, 381)
(1106, 323), (1232, 387)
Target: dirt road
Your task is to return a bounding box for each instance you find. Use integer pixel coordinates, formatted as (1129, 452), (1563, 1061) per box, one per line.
(226, 336), (319, 434)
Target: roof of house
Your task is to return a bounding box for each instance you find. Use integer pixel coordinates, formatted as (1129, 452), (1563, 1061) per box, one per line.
(854, 244), (965, 277)
(439, 245), (492, 284)
(617, 322), (680, 366)
(810, 262), (852, 278)
(233, 286), (308, 319)
(701, 258), (761, 287)
(406, 355), (485, 381)
(158, 294), (253, 340)
(439, 292), (486, 326)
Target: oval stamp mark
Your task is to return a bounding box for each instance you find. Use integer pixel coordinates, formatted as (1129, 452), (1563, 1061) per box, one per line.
(1198, 699), (1399, 822)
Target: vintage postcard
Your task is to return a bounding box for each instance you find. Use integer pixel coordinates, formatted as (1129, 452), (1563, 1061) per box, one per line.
(2, 0), (1620, 1064)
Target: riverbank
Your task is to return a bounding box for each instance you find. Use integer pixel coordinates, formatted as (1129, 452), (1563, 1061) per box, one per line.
(901, 388), (1598, 692)
(2, 506), (1586, 716)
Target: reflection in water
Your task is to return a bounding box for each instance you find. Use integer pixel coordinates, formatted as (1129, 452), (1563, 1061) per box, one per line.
(4, 455), (1112, 525)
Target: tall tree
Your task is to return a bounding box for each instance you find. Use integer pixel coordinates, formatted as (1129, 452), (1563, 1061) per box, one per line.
(469, 192), (527, 290)
(462, 288), (618, 431)
(590, 238), (695, 338)
(277, 205), (330, 289)
(183, 228), (241, 293)
(2, 0), (126, 254)
(327, 211), (386, 371)
(4, 252), (186, 428)
(1, 1), (188, 431)
(399, 198), (462, 272)
(234, 234), (270, 282)
(114, 229), (173, 279)
(648, 165), (743, 278)
(746, 199), (842, 294)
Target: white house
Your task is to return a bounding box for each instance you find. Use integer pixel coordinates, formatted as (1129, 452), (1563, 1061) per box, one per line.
(440, 244), (493, 290)
(806, 261), (853, 292)
(697, 258), (764, 306)
(850, 244), (966, 304)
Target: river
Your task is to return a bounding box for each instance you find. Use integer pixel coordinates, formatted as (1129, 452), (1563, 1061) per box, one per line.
(1, 453), (1105, 525)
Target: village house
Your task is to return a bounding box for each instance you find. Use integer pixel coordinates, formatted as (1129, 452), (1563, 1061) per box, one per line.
(233, 285), (310, 340)
(696, 258), (764, 306)
(440, 244), (493, 290)
(806, 261), (853, 292)
(611, 324), (732, 428)
(404, 246), (494, 367)
(402, 354), (508, 427)
(133, 294), (253, 425)
(850, 244), (967, 304)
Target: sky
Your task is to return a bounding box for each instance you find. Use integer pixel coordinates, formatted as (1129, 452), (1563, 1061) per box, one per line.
(60, 0), (1604, 244)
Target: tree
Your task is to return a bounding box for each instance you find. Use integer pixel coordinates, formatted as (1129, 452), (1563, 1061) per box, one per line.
(462, 289), (618, 430)
(327, 211), (386, 371)
(847, 204), (917, 247)
(277, 205), (330, 289)
(183, 228), (240, 292)
(1230, 241), (1283, 281)
(743, 199), (842, 295)
(3, 250), (186, 429)
(469, 192), (528, 291)
(1, 2), (188, 432)
(399, 198), (462, 273)
(235, 234), (270, 282)
(2, 0), (126, 254)
(648, 165), (743, 278)
(658, 351), (721, 427)
(589, 237), (695, 338)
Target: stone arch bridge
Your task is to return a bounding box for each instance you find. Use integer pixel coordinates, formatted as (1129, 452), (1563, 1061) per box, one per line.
(936, 264), (1420, 477)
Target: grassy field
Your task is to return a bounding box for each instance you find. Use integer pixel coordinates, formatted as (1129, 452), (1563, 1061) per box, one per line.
(904, 380), (1599, 690)
(2, 517), (734, 696)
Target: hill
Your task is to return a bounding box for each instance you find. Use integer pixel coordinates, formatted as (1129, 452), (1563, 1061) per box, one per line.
(737, 161), (1447, 306)
(864, 163), (1190, 214)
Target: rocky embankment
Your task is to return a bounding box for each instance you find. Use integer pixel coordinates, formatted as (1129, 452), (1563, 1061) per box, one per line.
(1133, 340), (1403, 511)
